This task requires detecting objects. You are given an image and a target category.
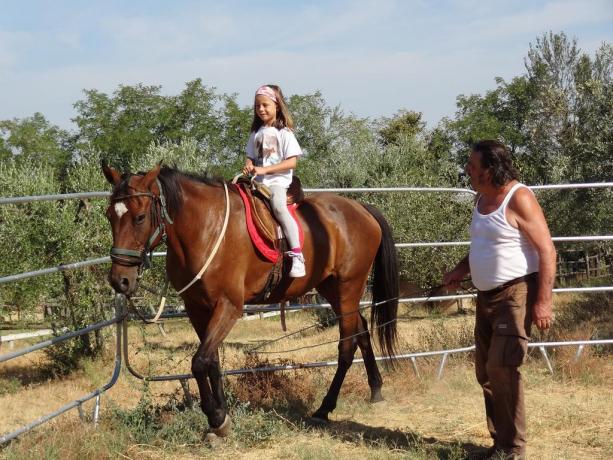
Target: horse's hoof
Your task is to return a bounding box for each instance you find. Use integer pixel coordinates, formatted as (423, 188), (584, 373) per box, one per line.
(204, 432), (224, 448)
(210, 414), (231, 437)
(309, 413), (329, 426)
(370, 389), (384, 403)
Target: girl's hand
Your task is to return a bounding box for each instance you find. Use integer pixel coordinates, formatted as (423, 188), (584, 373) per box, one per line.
(243, 164), (256, 175)
(253, 166), (267, 176)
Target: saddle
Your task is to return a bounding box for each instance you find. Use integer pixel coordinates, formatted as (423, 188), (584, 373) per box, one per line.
(233, 175), (304, 258)
(233, 175), (305, 306)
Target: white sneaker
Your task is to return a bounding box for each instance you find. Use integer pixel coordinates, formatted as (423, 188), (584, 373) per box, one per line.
(288, 252), (306, 278)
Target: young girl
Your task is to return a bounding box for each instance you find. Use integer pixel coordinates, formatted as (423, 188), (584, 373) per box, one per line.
(243, 84), (305, 278)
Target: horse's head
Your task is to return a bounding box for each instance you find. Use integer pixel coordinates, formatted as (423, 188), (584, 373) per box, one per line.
(102, 163), (167, 296)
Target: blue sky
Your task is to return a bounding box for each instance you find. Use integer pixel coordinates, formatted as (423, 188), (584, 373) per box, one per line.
(1, 0), (612, 129)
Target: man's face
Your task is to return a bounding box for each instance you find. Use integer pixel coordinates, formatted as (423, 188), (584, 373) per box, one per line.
(465, 151), (489, 191)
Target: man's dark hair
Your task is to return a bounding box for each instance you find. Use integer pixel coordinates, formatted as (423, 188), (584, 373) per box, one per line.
(472, 140), (519, 188)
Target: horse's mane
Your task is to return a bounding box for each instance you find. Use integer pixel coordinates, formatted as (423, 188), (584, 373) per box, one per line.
(112, 166), (226, 218)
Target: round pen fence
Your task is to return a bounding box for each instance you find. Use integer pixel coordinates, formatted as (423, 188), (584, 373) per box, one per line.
(1, 182), (612, 444)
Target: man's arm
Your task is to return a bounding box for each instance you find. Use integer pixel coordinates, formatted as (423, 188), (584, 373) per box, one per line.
(443, 255), (470, 290)
(508, 188), (557, 330)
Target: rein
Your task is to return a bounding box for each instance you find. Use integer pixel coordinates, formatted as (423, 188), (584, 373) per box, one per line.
(176, 182), (230, 295)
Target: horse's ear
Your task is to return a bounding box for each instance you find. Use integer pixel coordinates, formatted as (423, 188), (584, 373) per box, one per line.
(141, 163), (162, 189)
(102, 162), (121, 186)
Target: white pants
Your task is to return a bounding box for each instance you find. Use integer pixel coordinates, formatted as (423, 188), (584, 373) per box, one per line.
(269, 185), (300, 249)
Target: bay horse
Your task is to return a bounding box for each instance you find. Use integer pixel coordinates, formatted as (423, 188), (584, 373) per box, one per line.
(102, 164), (398, 439)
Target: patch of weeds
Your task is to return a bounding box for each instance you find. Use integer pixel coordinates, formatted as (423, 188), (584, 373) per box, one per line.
(224, 390), (287, 447)
(414, 319), (474, 353)
(0, 376), (22, 395)
(312, 306), (338, 329)
(108, 385), (210, 448)
(553, 292), (612, 346)
(3, 439), (62, 460)
(424, 441), (468, 460)
(3, 420), (130, 460)
(157, 406), (208, 445)
(109, 384), (161, 444)
(226, 354), (318, 414)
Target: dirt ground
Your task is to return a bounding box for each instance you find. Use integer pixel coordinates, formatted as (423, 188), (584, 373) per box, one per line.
(1, 307), (612, 459)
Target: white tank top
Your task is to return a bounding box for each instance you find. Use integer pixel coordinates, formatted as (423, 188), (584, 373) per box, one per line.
(469, 183), (539, 291)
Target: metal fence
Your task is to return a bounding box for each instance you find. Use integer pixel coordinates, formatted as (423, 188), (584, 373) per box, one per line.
(1, 182), (612, 444)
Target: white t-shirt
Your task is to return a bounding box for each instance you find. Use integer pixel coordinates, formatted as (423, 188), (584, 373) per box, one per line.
(469, 183), (539, 291)
(246, 126), (302, 188)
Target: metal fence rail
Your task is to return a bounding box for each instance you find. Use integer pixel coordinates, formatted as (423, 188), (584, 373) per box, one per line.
(0, 299), (124, 444)
(0, 328), (69, 351)
(3, 232), (613, 285)
(215, 339), (613, 380)
(1, 182), (611, 205)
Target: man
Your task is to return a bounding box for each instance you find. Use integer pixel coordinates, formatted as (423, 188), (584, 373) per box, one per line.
(443, 140), (556, 459)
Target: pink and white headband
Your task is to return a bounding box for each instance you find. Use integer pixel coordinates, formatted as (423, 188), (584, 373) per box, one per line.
(255, 85), (277, 102)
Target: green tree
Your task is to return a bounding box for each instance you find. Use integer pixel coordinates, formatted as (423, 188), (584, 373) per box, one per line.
(0, 113), (72, 179)
(73, 79), (251, 173)
(377, 110), (426, 147)
(442, 32), (612, 241)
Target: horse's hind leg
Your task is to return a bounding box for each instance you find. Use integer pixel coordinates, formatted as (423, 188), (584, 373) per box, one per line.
(311, 278), (361, 422)
(356, 313), (384, 402)
(311, 319), (358, 422)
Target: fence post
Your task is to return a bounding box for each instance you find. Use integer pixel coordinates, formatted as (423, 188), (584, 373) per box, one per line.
(93, 394), (101, 425)
(538, 346), (554, 374)
(574, 344), (585, 362)
(437, 353), (448, 380)
(410, 356), (421, 380)
(180, 379), (194, 408)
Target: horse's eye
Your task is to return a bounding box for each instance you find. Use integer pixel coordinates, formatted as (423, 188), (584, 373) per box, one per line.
(135, 214), (146, 225)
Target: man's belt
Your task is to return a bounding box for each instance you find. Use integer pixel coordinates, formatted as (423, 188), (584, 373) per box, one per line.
(480, 272), (538, 295)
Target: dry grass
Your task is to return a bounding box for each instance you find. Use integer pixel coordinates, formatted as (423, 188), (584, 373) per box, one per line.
(1, 298), (612, 459)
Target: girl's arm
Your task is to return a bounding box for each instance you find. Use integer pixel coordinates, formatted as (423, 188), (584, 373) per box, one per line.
(243, 158), (255, 174)
(254, 156), (297, 175)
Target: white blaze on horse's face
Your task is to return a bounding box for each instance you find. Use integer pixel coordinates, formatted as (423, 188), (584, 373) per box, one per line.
(114, 202), (128, 219)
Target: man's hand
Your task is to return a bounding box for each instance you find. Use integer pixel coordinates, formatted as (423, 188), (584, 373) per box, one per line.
(533, 300), (553, 330)
(443, 269), (465, 290)
(442, 255), (470, 290)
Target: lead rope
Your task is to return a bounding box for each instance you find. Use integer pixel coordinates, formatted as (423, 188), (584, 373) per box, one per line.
(149, 277), (170, 323)
(176, 183), (230, 295)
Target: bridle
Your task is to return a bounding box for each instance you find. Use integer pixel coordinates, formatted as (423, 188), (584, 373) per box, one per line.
(109, 177), (173, 271)
(109, 173), (231, 297)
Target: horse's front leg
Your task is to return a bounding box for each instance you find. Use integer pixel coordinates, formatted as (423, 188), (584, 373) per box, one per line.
(205, 348), (231, 436)
(190, 297), (240, 439)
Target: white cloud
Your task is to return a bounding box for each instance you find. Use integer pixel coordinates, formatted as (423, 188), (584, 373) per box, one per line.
(274, 0), (396, 49)
(0, 30), (33, 69)
(55, 30), (83, 50)
(101, 16), (196, 58)
(463, 0), (613, 40)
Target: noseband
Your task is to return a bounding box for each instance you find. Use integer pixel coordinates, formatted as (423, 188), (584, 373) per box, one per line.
(109, 178), (173, 270)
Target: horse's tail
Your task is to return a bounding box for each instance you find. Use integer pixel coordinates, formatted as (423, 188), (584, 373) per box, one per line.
(362, 204), (399, 360)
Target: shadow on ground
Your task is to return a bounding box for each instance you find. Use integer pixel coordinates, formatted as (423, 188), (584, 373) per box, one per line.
(309, 418), (489, 459)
